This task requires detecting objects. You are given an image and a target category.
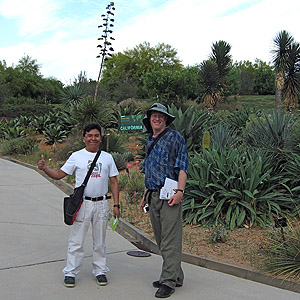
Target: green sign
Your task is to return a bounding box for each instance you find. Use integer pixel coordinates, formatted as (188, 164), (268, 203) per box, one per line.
(118, 115), (144, 131)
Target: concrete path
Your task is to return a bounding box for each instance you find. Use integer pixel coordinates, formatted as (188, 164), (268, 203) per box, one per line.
(0, 158), (299, 300)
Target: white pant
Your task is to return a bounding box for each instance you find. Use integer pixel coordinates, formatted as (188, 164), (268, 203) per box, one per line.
(63, 199), (110, 278)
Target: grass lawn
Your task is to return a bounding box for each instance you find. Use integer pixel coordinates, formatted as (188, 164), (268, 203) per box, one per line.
(227, 95), (276, 111)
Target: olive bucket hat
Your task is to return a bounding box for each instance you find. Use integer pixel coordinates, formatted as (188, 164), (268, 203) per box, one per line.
(142, 103), (175, 133)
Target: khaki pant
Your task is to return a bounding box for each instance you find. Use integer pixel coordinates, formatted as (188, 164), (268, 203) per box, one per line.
(147, 190), (184, 289)
(63, 199), (110, 278)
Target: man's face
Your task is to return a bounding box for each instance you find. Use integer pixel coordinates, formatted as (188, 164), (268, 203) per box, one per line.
(150, 111), (167, 133)
(83, 128), (101, 153)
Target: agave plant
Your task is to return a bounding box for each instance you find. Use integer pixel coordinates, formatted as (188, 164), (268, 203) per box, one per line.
(209, 123), (239, 150)
(2, 119), (25, 140)
(61, 84), (85, 106)
(31, 115), (50, 134)
(72, 96), (117, 130)
(168, 104), (212, 152)
(245, 110), (295, 151)
(111, 152), (127, 170)
(225, 108), (259, 131)
(183, 147), (291, 229)
(43, 124), (68, 145)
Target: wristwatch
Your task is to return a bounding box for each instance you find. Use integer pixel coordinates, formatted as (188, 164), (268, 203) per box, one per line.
(113, 204), (120, 208)
(175, 189), (184, 194)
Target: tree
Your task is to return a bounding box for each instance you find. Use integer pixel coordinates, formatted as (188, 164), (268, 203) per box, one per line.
(16, 55), (41, 74)
(283, 42), (300, 110)
(143, 66), (199, 103)
(253, 59), (275, 95)
(272, 30), (295, 111)
(0, 56), (63, 104)
(101, 42), (182, 100)
(199, 40), (232, 109)
(210, 40), (232, 81)
(198, 60), (221, 109)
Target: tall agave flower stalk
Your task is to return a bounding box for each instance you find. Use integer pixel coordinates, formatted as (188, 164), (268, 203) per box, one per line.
(94, 2), (115, 101)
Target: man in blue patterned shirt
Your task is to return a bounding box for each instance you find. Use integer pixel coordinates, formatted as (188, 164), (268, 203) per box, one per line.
(141, 103), (189, 298)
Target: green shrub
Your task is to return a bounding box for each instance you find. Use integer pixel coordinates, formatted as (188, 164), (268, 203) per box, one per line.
(183, 147), (291, 229)
(0, 104), (54, 118)
(111, 152), (127, 170)
(117, 173), (130, 191)
(124, 171), (144, 203)
(1, 137), (39, 155)
(263, 224), (300, 279)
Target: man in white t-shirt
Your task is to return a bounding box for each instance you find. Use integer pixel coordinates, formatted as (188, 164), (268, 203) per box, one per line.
(38, 123), (120, 288)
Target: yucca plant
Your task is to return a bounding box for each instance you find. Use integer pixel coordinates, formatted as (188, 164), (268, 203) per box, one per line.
(245, 110), (295, 151)
(225, 108), (259, 131)
(209, 123), (239, 150)
(263, 224), (300, 279)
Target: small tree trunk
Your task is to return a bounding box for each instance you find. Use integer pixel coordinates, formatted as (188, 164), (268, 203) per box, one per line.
(275, 72), (284, 111)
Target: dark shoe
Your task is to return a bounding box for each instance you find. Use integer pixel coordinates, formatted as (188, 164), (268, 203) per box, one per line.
(64, 276), (75, 288)
(155, 284), (175, 298)
(153, 280), (182, 288)
(96, 274), (108, 286)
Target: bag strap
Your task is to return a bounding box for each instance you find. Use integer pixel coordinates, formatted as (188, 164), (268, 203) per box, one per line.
(147, 128), (169, 156)
(82, 150), (101, 187)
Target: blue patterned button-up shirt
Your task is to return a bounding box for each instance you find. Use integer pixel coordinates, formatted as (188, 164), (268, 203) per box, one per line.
(142, 128), (189, 190)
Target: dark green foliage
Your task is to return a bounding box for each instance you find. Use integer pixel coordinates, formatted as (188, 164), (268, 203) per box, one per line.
(184, 147), (291, 229)
(71, 96), (117, 130)
(111, 152), (127, 170)
(263, 225), (300, 279)
(101, 130), (126, 153)
(1, 137), (39, 155)
(209, 123), (239, 150)
(168, 104), (213, 152)
(0, 104), (55, 118)
(225, 108), (258, 130)
(43, 124), (68, 145)
(244, 111), (295, 151)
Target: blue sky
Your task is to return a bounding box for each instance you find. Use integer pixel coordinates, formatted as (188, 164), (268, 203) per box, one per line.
(0, 0), (299, 83)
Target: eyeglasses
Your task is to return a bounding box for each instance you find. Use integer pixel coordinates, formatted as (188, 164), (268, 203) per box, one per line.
(150, 113), (166, 119)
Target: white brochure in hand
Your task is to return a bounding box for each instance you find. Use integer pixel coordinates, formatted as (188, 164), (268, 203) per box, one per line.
(159, 177), (178, 200)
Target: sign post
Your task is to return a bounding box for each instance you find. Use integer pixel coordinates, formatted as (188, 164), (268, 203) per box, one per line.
(118, 115), (144, 132)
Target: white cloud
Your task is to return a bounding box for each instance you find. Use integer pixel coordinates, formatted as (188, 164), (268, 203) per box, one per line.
(1, 0), (300, 82)
(113, 0), (300, 67)
(0, 0), (62, 36)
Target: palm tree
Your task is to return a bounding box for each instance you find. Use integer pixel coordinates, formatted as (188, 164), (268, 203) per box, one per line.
(283, 42), (300, 111)
(199, 40), (232, 110)
(198, 60), (221, 110)
(272, 30), (294, 111)
(209, 40), (232, 82)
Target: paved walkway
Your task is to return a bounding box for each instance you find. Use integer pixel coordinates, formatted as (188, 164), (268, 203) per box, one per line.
(0, 158), (299, 300)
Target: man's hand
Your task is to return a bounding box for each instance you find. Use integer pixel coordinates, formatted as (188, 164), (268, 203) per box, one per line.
(168, 191), (183, 206)
(113, 206), (120, 218)
(38, 154), (46, 171)
(140, 196), (146, 211)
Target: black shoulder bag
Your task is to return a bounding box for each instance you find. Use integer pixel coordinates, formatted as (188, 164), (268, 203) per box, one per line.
(63, 150), (101, 225)
(147, 128), (169, 156)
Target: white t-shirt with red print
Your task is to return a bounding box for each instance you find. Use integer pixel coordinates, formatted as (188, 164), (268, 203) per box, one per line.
(61, 148), (119, 197)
